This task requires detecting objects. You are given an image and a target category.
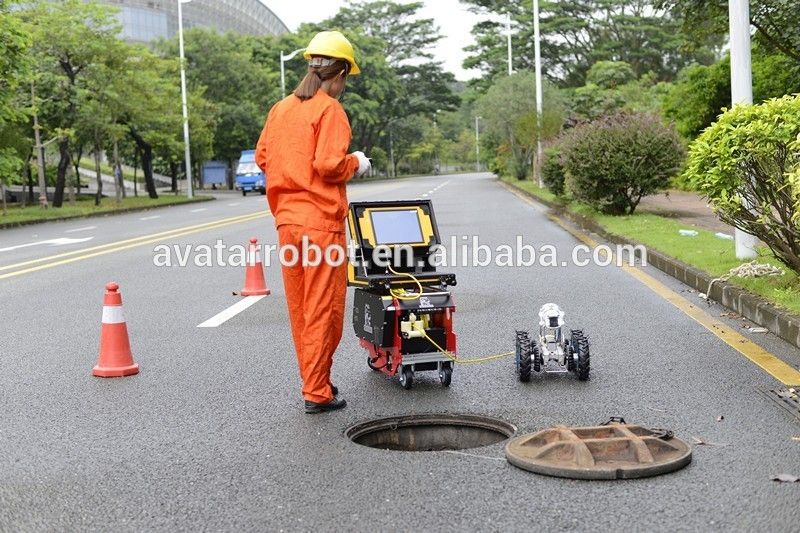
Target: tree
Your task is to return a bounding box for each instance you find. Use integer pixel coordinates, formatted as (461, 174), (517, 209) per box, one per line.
(461, 0), (718, 88)
(663, 46), (800, 138)
(570, 63), (673, 121)
(660, 0), (800, 64)
(21, 0), (124, 207)
(476, 72), (565, 179)
(158, 29), (278, 171)
(0, 0), (31, 210)
(116, 50), (187, 199)
(324, 2), (459, 153)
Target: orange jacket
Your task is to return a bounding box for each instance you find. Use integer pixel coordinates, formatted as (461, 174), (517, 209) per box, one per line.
(256, 91), (359, 233)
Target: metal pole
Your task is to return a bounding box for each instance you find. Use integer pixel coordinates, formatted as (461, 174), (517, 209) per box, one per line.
(31, 81), (48, 208)
(389, 128), (395, 178)
(729, 0), (757, 259)
(506, 14), (513, 76)
(178, 0), (194, 198)
(475, 116), (481, 172)
(280, 51), (286, 98)
(533, 0), (544, 187)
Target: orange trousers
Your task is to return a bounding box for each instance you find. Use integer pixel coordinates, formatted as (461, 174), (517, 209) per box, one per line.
(277, 224), (347, 403)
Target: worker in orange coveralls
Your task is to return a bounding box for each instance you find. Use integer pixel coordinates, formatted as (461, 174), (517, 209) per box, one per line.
(256, 31), (371, 414)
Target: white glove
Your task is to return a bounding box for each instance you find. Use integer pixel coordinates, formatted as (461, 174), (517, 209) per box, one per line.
(353, 151), (371, 177)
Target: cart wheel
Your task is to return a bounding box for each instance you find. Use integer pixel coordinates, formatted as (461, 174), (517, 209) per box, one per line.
(439, 363), (452, 387)
(571, 330), (590, 381)
(367, 356), (381, 371)
(515, 331), (532, 383)
(532, 338), (543, 373)
(399, 366), (414, 389)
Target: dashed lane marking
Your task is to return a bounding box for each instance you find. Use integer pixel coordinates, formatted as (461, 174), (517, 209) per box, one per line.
(197, 295), (266, 328)
(64, 226), (97, 233)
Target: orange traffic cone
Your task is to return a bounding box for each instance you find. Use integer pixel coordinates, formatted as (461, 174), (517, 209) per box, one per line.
(241, 237), (271, 296)
(93, 282), (139, 378)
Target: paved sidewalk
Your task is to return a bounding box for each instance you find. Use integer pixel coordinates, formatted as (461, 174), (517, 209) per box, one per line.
(639, 190), (734, 234)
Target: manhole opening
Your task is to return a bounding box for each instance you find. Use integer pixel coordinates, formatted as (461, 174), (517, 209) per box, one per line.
(346, 414), (516, 452)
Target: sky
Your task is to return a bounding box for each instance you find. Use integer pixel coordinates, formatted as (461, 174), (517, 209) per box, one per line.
(262, 0), (484, 80)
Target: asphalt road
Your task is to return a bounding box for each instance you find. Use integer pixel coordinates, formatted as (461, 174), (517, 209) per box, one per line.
(1, 173), (798, 531)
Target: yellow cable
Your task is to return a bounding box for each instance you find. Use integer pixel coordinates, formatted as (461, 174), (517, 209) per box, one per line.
(387, 263), (423, 301)
(386, 264), (514, 364)
(414, 323), (514, 365)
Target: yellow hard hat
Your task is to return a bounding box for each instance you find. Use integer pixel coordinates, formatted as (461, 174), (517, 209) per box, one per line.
(303, 31), (361, 76)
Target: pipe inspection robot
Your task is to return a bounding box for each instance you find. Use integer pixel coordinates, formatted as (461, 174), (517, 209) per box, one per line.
(515, 303), (590, 382)
(347, 200), (457, 389)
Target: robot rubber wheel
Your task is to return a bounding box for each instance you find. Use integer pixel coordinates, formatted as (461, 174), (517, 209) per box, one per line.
(439, 362), (452, 387)
(531, 338), (543, 373)
(570, 329), (590, 381)
(399, 366), (414, 389)
(515, 330), (532, 383)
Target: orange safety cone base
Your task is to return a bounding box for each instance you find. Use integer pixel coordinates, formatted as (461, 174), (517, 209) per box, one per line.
(92, 362), (140, 378)
(241, 286), (271, 296)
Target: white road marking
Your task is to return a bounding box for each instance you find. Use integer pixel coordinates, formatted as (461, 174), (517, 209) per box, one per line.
(197, 295), (266, 328)
(65, 226), (97, 233)
(422, 193), (429, 197)
(139, 215), (161, 221)
(0, 237), (94, 253)
(227, 203), (241, 207)
(190, 208), (207, 213)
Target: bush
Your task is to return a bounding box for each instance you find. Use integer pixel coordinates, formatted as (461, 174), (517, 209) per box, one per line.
(541, 147), (566, 196)
(562, 112), (685, 214)
(684, 95), (800, 271)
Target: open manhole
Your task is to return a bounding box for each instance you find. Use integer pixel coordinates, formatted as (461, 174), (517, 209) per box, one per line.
(505, 422), (692, 480)
(346, 414), (516, 452)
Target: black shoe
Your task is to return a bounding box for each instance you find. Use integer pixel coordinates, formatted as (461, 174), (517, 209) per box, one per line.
(331, 385), (339, 396)
(305, 397), (347, 414)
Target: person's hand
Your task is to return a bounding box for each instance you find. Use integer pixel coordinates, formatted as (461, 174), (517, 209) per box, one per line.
(352, 151), (371, 177)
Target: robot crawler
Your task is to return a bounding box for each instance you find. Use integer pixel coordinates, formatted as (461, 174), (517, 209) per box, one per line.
(515, 303), (590, 382)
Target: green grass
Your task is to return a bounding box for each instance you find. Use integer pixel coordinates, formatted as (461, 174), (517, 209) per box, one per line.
(0, 194), (212, 226)
(501, 176), (800, 315)
(500, 175), (561, 204)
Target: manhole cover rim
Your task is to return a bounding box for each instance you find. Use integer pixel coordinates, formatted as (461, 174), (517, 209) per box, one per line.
(345, 413), (517, 448)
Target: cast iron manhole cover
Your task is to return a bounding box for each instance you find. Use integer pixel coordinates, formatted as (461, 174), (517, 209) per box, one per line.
(346, 414), (516, 452)
(505, 422), (692, 480)
(761, 387), (800, 422)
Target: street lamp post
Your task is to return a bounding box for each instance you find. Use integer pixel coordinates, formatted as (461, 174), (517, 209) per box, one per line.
(729, 0), (757, 259)
(533, 0), (544, 187)
(178, 0), (193, 198)
(280, 48), (306, 98)
(506, 14), (513, 76)
(475, 116), (482, 172)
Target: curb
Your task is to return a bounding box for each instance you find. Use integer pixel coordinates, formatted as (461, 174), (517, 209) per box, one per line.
(0, 195), (214, 230)
(501, 179), (800, 351)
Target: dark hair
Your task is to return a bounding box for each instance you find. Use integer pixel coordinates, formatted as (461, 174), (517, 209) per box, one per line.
(293, 57), (350, 101)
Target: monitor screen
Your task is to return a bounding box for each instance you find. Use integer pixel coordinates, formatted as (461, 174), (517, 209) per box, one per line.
(370, 209), (423, 244)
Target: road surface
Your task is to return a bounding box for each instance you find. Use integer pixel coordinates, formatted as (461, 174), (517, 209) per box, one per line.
(1, 173), (798, 531)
